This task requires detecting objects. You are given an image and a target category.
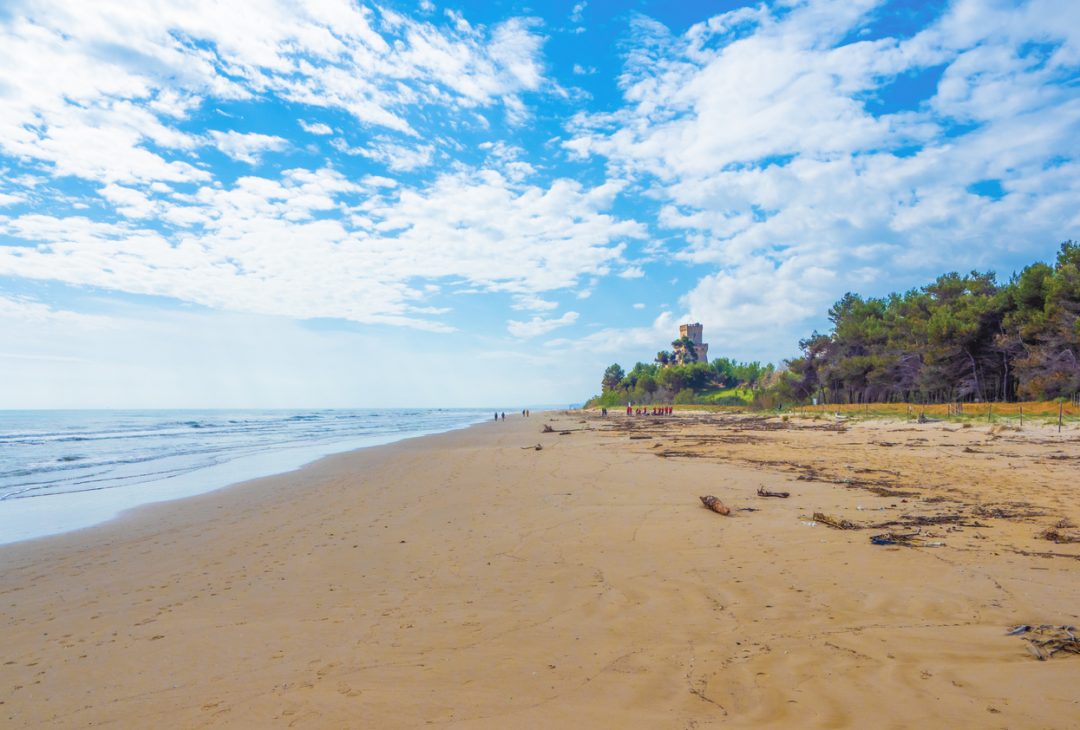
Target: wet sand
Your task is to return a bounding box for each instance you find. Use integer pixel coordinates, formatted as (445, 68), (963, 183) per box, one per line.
(2, 412), (1079, 728)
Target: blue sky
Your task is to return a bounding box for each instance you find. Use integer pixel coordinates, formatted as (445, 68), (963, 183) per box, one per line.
(0, 0), (1077, 408)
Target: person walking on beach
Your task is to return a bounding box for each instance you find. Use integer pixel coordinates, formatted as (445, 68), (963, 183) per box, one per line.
(494, 412), (498, 421)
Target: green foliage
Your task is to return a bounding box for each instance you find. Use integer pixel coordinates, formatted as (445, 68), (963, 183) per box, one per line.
(789, 242), (1080, 403)
(601, 363), (625, 392)
(588, 243), (1080, 409)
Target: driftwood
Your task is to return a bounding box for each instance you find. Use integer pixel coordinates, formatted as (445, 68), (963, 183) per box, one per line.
(757, 487), (790, 499)
(628, 434), (653, 440)
(520, 443), (543, 451)
(812, 512), (859, 530)
(699, 495), (731, 516)
(541, 424), (555, 433)
(1007, 625), (1080, 661)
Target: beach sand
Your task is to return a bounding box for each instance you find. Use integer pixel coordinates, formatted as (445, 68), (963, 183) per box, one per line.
(2, 412), (1079, 728)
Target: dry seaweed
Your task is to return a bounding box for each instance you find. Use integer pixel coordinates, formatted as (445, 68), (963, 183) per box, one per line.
(869, 530), (944, 547)
(812, 512), (860, 530)
(1037, 527), (1080, 544)
(1007, 625), (1080, 661)
(757, 487), (790, 498)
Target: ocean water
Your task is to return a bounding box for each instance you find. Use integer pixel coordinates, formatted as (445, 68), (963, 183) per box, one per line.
(0, 409), (490, 546)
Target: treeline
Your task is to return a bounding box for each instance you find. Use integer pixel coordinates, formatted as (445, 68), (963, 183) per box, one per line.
(591, 358), (776, 407)
(784, 242), (1080, 404)
(588, 242), (1080, 407)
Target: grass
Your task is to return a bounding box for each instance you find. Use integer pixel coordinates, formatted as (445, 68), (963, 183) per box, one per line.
(695, 387), (754, 404)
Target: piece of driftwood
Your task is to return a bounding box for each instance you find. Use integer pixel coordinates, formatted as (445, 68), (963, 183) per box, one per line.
(812, 512), (859, 530)
(1007, 625), (1080, 660)
(757, 487), (790, 498)
(542, 424), (555, 433)
(628, 434), (653, 440)
(520, 443), (543, 450)
(699, 495), (731, 516)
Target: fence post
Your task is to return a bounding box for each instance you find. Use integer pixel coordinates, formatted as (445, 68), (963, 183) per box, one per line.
(1060, 402), (1064, 433)
(1019, 403), (1023, 427)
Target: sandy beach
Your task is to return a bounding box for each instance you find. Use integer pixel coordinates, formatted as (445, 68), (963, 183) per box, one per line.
(2, 412), (1079, 728)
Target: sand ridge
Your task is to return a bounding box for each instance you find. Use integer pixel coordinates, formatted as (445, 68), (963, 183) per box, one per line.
(1, 412), (1078, 728)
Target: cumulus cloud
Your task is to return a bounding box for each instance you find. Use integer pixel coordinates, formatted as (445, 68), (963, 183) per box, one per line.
(299, 120), (333, 135)
(0, 1), (548, 187)
(567, 0), (1080, 356)
(209, 131), (289, 164)
(0, 167), (643, 329)
(507, 310), (579, 338)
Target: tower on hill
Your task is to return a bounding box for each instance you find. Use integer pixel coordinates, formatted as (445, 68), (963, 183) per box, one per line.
(678, 323), (709, 364)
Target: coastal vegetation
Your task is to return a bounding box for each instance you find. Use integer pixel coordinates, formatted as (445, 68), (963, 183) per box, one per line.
(588, 242), (1080, 408)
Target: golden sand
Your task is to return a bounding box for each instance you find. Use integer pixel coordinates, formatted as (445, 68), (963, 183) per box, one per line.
(2, 412), (1078, 728)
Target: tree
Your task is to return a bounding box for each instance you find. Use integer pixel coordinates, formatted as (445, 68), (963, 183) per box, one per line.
(601, 363), (625, 392)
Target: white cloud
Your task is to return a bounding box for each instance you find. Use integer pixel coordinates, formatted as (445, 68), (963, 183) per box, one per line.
(0, 1), (548, 187)
(0, 295), (113, 329)
(209, 131), (289, 164)
(566, 0), (1080, 356)
(512, 294), (560, 311)
(299, 120), (333, 135)
(632, 302), (645, 309)
(507, 310), (579, 338)
(0, 168), (643, 330)
(358, 140), (436, 172)
(618, 266), (645, 278)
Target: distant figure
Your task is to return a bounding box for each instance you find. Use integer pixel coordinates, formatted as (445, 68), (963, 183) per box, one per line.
(494, 412), (498, 421)
(626, 405), (632, 415)
(501, 412), (505, 421)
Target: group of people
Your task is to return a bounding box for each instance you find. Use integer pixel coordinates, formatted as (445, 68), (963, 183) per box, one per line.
(627, 405), (672, 416)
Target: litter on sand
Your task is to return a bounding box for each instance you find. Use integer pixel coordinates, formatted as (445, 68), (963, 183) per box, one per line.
(757, 487), (790, 498)
(699, 495), (731, 516)
(1006, 624), (1080, 661)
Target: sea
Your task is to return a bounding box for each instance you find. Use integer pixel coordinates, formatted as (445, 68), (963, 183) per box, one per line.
(0, 408), (491, 546)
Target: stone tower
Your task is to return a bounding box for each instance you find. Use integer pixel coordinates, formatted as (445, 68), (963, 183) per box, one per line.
(678, 323), (709, 364)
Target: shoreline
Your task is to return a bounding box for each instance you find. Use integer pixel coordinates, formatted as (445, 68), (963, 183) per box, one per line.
(2, 412), (1078, 728)
(0, 410), (490, 547)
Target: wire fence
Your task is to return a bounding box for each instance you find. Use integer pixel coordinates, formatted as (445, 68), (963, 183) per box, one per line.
(797, 400), (1080, 426)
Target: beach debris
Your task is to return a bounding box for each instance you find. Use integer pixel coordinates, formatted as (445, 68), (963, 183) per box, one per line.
(629, 434), (653, 440)
(812, 512), (859, 530)
(1037, 527), (1080, 544)
(757, 486), (790, 498)
(542, 424), (555, 433)
(869, 529), (944, 547)
(1007, 625), (1080, 661)
(559, 431), (572, 435)
(520, 443), (543, 450)
(699, 495), (731, 516)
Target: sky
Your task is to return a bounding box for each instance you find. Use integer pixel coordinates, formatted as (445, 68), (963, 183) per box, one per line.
(0, 0), (1077, 408)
